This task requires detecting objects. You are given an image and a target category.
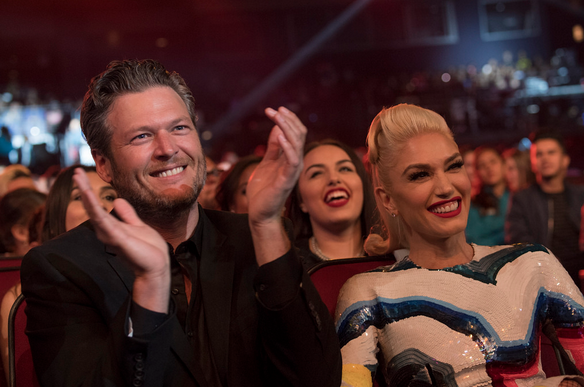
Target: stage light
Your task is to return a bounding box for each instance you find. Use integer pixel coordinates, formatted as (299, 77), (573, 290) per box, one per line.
(201, 130), (213, 141)
(574, 25), (583, 43)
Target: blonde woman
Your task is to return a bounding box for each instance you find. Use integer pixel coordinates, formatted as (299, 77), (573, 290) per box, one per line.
(336, 104), (584, 387)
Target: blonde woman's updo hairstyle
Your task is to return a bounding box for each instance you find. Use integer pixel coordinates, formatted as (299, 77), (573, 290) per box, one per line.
(364, 104), (455, 255)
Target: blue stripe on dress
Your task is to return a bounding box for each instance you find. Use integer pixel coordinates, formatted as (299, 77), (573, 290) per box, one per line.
(337, 289), (584, 364)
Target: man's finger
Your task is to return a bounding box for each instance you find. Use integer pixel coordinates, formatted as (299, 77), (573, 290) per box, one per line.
(113, 198), (144, 226)
(277, 133), (301, 168)
(263, 126), (285, 161)
(73, 168), (108, 222)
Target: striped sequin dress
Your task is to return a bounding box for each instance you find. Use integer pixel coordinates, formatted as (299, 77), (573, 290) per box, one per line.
(336, 244), (584, 387)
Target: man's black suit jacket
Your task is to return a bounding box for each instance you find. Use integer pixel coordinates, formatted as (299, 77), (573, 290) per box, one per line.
(21, 209), (341, 387)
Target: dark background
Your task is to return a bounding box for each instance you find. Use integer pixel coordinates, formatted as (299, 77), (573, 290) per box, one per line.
(1, 0), (584, 169)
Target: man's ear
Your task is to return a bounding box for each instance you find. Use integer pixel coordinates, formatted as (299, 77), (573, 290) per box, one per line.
(562, 154), (571, 170)
(374, 186), (398, 217)
(93, 150), (113, 183)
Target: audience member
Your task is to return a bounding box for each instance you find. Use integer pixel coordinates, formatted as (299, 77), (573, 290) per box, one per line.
(1, 166), (116, 382)
(506, 130), (584, 284)
(0, 126), (12, 166)
(502, 147), (535, 193)
(0, 164), (37, 198)
(20, 59), (341, 387)
(215, 154), (261, 213)
(336, 104), (584, 387)
(1, 166), (113, 377)
(465, 147), (509, 245)
(196, 156), (222, 210)
(287, 139), (376, 270)
(41, 165), (117, 242)
(0, 188), (46, 257)
(461, 146), (480, 197)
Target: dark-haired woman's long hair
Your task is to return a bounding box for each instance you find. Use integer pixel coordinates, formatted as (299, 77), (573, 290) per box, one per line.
(41, 165), (96, 242)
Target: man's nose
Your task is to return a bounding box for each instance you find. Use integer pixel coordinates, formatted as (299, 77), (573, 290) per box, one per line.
(153, 132), (178, 158)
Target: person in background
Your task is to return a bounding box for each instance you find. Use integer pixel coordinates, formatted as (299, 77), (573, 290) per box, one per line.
(1, 165), (116, 384)
(41, 165), (117, 241)
(215, 154), (261, 213)
(0, 126), (13, 166)
(0, 164), (37, 198)
(287, 139), (376, 270)
(506, 130), (584, 285)
(336, 103), (584, 387)
(461, 146), (480, 197)
(502, 147), (535, 193)
(0, 188), (46, 257)
(465, 146), (510, 245)
(196, 156), (222, 210)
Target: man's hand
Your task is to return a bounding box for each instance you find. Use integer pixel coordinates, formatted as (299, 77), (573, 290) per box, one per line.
(73, 168), (170, 313)
(246, 107), (307, 266)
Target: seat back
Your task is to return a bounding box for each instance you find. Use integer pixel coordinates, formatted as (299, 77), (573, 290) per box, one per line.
(309, 256), (395, 387)
(309, 255), (395, 318)
(0, 262), (22, 387)
(8, 294), (39, 387)
(0, 259), (22, 305)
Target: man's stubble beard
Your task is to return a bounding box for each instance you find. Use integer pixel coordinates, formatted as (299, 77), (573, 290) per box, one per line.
(110, 157), (207, 224)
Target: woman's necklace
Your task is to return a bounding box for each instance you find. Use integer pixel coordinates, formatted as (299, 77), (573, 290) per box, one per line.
(309, 236), (365, 261)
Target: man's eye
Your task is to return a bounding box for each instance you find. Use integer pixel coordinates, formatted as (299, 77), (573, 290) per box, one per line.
(132, 133), (148, 141)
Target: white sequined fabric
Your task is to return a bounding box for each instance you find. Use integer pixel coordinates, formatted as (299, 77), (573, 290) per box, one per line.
(336, 244), (584, 387)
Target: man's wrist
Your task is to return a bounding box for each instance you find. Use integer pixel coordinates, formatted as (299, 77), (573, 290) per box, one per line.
(249, 219), (290, 266)
(132, 275), (170, 314)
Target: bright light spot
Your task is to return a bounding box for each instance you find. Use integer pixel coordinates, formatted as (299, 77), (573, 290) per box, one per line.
(46, 110), (63, 125)
(309, 113), (318, 123)
(2, 92), (13, 103)
(441, 73), (451, 82)
(69, 118), (81, 132)
(12, 135), (25, 148)
(30, 126), (40, 136)
(155, 38), (168, 48)
(519, 137), (532, 150)
(574, 25), (584, 42)
(558, 67), (569, 77)
(201, 130), (212, 141)
(527, 104), (540, 114)
(79, 145), (94, 165)
(513, 70), (525, 80)
(482, 64), (492, 75)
